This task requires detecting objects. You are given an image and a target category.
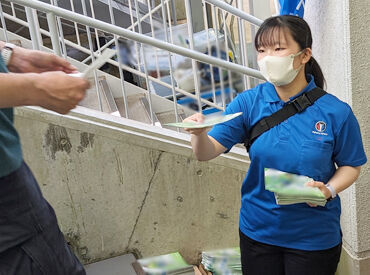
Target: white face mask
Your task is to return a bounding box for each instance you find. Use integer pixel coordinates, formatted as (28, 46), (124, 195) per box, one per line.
(257, 51), (304, 86)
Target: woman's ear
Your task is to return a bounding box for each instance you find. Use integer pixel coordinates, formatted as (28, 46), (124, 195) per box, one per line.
(302, 48), (312, 64)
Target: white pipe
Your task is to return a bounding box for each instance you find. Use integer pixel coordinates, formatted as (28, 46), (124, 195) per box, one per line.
(126, 0), (170, 31)
(46, 12), (62, 56)
(147, 0), (161, 79)
(0, 3), (9, 42)
(205, 0), (263, 26)
(202, 0), (216, 104)
(161, 0), (180, 124)
(69, 0), (81, 46)
(108, 0), (129, 119)
(81, 0), (103, 111)
(25, 7), (40, 50)
(185, 0), (202, 112)
(134, 0), (155, 124)
(212, 5), (226, 109)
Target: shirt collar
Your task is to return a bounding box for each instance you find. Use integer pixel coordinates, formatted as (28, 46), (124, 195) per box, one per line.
(262, 82), (281, 103)
(263, 75), (317, 103)
(289, 74), (317, 101)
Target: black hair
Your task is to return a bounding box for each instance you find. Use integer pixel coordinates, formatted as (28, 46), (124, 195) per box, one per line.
(255, 15), (325, 89)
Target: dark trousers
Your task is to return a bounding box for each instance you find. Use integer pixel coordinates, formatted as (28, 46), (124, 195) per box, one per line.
(0, 162), (85, 275)
(239, 229), (341, 275)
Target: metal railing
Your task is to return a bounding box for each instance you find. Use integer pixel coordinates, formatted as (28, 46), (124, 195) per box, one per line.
(0, 0), (266, 127)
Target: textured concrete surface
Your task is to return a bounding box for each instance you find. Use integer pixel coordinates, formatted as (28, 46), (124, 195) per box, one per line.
(337, 247), (370, 275)
(348, 0), (370, 256)
(14, 106), (248, 265)
(305, 1), (370, 274)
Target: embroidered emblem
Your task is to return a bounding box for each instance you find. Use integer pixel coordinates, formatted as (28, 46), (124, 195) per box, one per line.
(312, 121), (328, 136)
(315, 121), (326, 132)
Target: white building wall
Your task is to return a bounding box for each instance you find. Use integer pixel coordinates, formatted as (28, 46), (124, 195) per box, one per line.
(305, 1), (370, 274)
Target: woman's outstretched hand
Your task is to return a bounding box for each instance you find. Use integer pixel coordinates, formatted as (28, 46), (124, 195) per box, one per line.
(183, 113), (210, 136)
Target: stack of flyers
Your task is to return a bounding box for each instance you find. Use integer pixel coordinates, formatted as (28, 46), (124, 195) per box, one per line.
(136, 252), (194, 274)
(201, 247), (242, 275)
(264, 168), (327, 206)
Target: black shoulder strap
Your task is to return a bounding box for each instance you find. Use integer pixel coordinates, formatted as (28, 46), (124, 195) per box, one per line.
(244, 87), (327, 152)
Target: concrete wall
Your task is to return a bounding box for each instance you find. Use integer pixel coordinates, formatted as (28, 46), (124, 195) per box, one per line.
(305, 1), (370, 274)
(14, 106), (249, 265)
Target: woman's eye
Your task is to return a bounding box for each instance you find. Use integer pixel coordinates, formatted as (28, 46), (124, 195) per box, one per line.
(257, 49), (265, 53)
(275, 48), (285, 51)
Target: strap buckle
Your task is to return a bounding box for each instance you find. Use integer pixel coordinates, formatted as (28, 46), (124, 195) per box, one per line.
(291, 93), (312, 113)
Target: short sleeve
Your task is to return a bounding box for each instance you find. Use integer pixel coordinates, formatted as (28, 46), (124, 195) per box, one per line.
(334, 109), (367, 167)
(208, 95), (248, 152)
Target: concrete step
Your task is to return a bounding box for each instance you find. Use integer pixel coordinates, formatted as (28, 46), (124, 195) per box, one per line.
(78, 76), (120, 116)
(99, 78), (120, 116)
(0, 27), (194, 127)
(85, 253), (137, 275)
(156, 109), (187, 132)
(115, 93), (159, 125)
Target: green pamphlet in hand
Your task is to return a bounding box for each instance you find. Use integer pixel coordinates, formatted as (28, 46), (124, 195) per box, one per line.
(264, 168), (327, 206)
(164, 112), (243, 128)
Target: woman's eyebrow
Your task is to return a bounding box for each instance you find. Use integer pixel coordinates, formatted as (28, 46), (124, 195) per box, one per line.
(276, 41), (287, 46)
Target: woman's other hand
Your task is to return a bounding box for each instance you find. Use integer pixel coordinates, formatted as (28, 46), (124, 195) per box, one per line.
(305, 181), (331, 207)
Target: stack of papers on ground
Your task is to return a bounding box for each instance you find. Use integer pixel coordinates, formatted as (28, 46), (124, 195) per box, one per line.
(264, 168), (326, 206)
(134, 252), (194, 275)
(201, 247), (242, 275)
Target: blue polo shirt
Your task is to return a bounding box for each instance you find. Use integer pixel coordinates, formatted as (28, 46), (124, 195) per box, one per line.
(209, 75), (367, 250)
(0, 54), (23, 178)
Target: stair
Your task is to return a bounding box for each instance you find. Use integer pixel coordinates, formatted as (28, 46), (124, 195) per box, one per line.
(37, 0), (162, 33)
(115, 93), (158, 124)
(78, 76), (117, 115)
(98, 78), (120, 116)
(0, 27), (196, 127)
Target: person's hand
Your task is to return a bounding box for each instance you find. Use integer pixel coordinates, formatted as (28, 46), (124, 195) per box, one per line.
(305, 181), (331, 207)
(183, 113), (210, 136)
(8, 47), (77, 74)
(30, 71), (89, 114)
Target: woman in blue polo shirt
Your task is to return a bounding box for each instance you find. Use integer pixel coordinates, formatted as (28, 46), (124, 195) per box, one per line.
(184, 16), (367, 275)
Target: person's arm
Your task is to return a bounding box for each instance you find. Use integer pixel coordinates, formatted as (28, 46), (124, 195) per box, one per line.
(326, 166), (361, 194)
(0, 73), (35, 107)
(306, 105), (366, 206)
(191, 132), (227, 161)
(184, 113), (227, 161)
(306, 166), (361, 201)
(0, 72), (89, 114)
(0, 41), (77, 74)
(0, 41), (89, 114)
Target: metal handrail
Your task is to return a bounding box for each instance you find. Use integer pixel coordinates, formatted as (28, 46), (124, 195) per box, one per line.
(5, 0), (264, 80)
(204, 0), (263, 26)
(81, 0), (172, 64)
(0, 12), (228, 111)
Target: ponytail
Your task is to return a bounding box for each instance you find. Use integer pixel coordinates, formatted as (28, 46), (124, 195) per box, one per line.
(305, 57), (325, 89)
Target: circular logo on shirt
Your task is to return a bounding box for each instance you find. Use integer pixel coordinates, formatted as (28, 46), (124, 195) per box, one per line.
(315, 121), (327, 132)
